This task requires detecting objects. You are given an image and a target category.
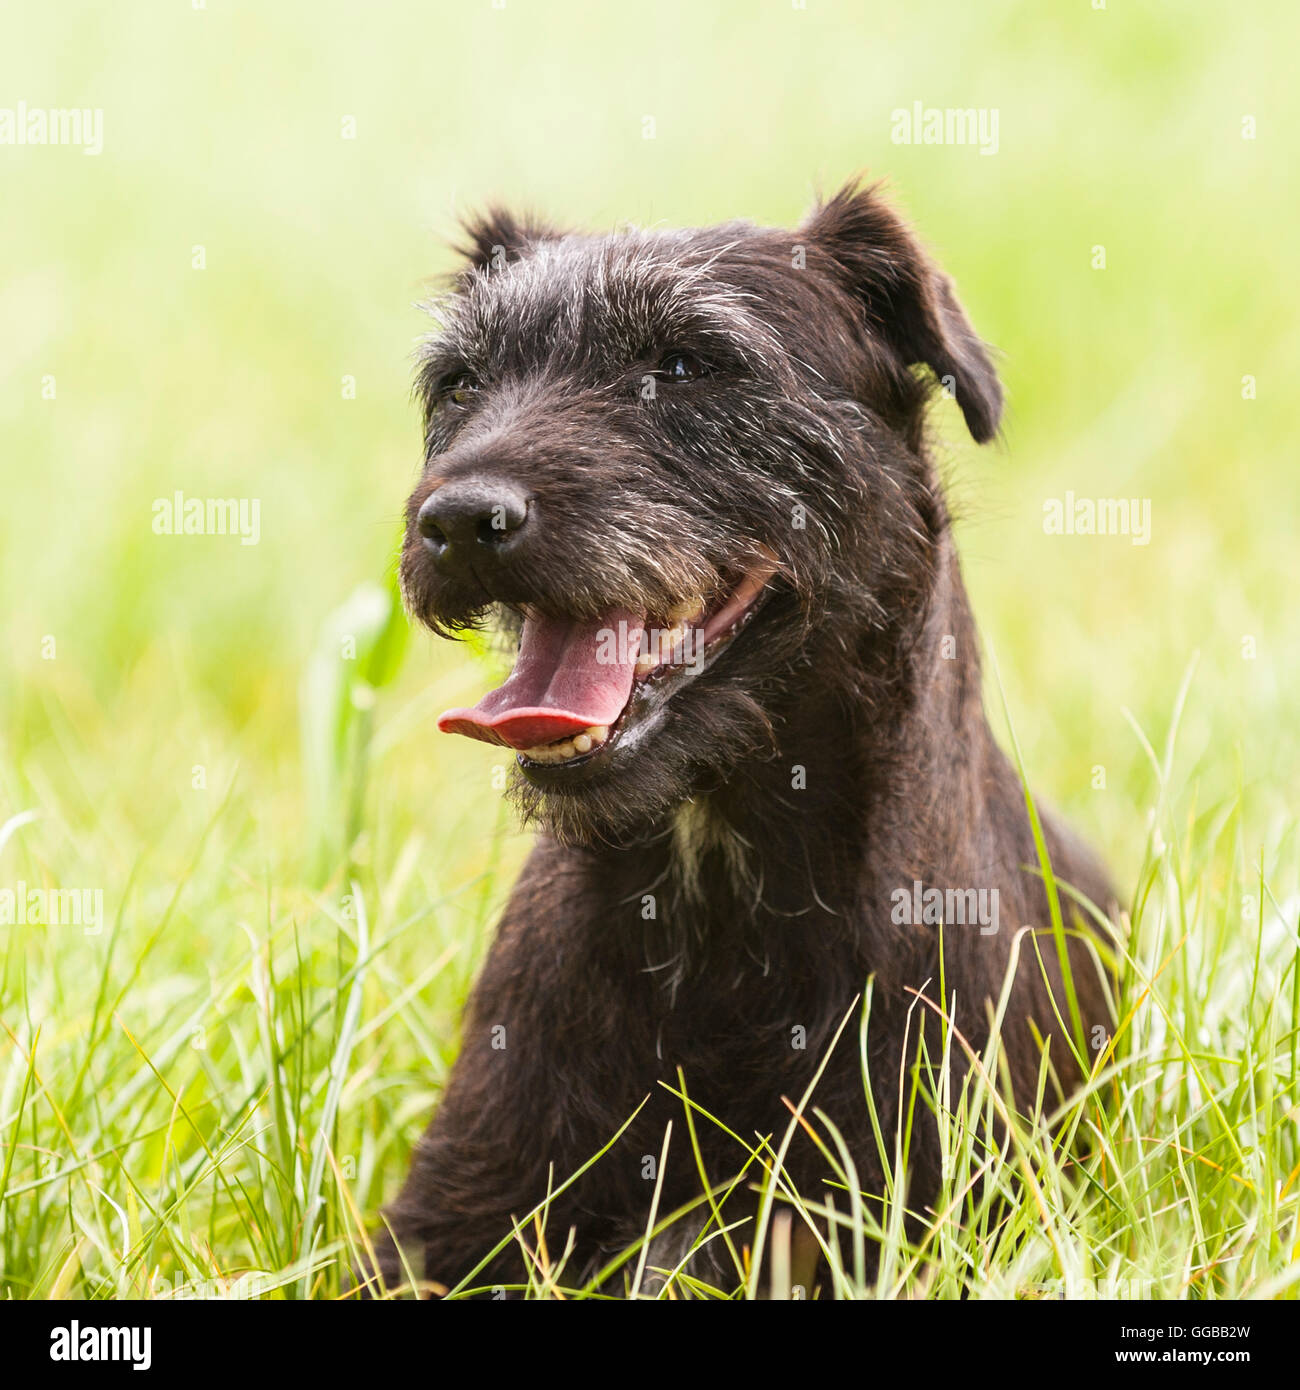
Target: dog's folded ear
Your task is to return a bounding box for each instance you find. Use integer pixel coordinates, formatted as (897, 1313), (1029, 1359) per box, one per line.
(802, 180), (1003, 443)
(454, 207), (564, 281)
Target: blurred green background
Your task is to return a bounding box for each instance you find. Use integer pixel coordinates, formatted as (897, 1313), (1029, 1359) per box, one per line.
(2, 0), (1299, 1295)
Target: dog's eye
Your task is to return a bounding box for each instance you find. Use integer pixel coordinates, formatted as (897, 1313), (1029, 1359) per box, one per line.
(657, 351), (708, 383)
(441, 371), (479, 405)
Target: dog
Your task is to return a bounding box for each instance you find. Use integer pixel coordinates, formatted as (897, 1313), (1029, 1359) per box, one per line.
(376, 179), (1116, 1297)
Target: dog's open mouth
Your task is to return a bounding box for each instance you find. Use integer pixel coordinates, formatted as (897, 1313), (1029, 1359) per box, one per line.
(435, 549), (779, 773)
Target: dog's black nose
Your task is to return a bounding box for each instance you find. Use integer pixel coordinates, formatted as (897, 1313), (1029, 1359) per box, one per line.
(418, 478), (530, 563)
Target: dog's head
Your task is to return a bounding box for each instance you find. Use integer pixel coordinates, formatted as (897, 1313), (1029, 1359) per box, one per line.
(400, 180), (1002, 844)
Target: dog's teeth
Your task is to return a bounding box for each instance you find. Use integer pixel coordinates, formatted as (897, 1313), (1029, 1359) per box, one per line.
(666, 596), (704, 625)
(521, 724), (612, 764)
(635, 651), (658, 676)
(522, 725), (613, 764)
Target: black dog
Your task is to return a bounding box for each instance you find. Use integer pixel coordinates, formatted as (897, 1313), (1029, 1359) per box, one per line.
(379, 179), (1115, 1296)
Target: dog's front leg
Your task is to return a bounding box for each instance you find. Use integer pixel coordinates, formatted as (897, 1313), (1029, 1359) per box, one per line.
(368, 1118), (579, 1298)
(368, 852), (639, 1298)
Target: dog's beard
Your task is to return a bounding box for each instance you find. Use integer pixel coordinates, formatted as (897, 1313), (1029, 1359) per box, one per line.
(504, 674), (779, 847)
(414, 545), (912, 849)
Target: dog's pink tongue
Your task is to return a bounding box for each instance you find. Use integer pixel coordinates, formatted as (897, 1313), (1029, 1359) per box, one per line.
(437, 610), (645, 750)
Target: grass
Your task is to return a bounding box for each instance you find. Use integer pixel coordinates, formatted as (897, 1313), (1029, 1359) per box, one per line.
(2, 600), (1296, 1300)
(2, 0), (1299, 1298)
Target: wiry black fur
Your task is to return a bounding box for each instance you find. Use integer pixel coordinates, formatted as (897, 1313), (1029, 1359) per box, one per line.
(379, 179), (1115, 1297)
